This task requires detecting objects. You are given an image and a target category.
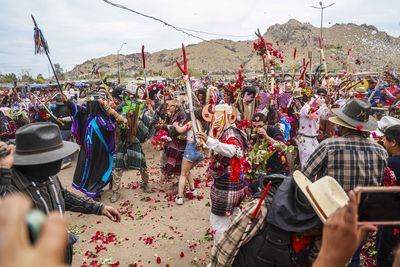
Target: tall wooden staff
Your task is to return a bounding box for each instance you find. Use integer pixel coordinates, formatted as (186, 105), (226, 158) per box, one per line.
(256, 29), (268, 91)
(319, 37), (328, 80)
(266, 51), (275, 95)
(176, 44), (205, 151)
(292, 48), (297, 77)
(30, 92), (64, 126)
(346, 48), (352, 74)
(141, 45), (148, 98)
(308, 51), (313, 87)
(31, 15), (65, 96)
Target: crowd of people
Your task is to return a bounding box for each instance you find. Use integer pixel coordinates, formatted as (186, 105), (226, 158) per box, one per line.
(1, 66), (400, 267)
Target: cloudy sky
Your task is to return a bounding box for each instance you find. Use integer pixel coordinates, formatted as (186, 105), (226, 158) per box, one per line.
(0, 0), (399, 77)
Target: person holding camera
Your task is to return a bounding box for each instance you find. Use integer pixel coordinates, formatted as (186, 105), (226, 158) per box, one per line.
(0, 122), (121, 264)
(302, 98), (388, 267)
(0, 141), (16, 197)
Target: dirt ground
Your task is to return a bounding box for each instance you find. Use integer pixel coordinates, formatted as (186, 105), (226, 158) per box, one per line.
(60, 142), (213, 267)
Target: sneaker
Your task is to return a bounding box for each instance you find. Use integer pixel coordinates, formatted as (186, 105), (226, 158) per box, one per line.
(189, 189), (198, 197)
(175, 196), (184, 205)
(110, 192), (121, 203)
(61, 161), (72, 170)
(141, 183), (152, 193)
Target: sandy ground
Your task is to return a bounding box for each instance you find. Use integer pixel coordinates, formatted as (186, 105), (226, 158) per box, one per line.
(60, 142), (213, 267)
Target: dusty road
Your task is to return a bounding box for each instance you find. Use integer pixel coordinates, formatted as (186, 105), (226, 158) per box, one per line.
(60, 142), (213, 267)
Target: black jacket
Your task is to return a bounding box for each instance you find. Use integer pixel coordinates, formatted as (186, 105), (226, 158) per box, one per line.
(9, 169), (104, 215)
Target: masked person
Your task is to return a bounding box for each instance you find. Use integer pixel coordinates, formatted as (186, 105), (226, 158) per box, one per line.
(0, 122), (120, 264)
(197, 103), (249, 243)
(111, 88), (153, 203)
(297, 88), (330, 168)
(64, 93), (124, 200)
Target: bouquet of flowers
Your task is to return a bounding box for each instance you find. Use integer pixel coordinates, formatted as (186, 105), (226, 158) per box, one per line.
(244, 139), (295, 182)
(253, 34), (284, 64)
(150, 130), (171, 151)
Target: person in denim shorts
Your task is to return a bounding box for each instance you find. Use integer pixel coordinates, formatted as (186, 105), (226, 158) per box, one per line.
(175, 126), (204, 205)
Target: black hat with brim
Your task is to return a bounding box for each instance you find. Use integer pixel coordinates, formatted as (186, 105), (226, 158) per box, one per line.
(13, 122), (79, 166)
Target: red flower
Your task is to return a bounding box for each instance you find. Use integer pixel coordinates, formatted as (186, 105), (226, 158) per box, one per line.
(180, 251), (185, 257)
(356, 125), (364, 131)
(156, 256), (162, 264)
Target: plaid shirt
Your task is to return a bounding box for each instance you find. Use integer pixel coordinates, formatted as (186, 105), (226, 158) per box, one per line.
(302, 134), (388, 190)
(209, 199), (267, 267)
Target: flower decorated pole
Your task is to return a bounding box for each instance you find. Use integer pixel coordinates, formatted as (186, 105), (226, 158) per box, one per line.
(233, 64), (244, 105)
(176, 43), (206, 151)
(299, 61), (310, 82)
(253, 29), (284, 94)
(31, 15), (65, 96)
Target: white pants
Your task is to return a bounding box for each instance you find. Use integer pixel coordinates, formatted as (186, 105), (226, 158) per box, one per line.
(210, 208), (240, 245)
(298, 136), (319, 168)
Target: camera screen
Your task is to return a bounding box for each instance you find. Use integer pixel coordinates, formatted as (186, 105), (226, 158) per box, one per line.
(358, 191), (400, 222)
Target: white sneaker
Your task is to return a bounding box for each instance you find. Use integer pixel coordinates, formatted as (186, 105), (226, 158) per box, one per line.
(188, 189), (198, 197)
(175, 196), (184, 205)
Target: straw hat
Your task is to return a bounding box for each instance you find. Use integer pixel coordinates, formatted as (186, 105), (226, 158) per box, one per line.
(293, 171), (349, 224)
(378, 116), (400, 132)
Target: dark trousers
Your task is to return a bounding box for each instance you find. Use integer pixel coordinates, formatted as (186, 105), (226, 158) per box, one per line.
(376, 226), (400, 267)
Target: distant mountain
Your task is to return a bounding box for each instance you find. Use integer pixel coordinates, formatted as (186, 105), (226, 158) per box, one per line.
(67, 19), (400, 79)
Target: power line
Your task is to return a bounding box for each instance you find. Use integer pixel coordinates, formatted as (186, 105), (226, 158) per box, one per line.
(176, 27), (254, 38)
(102, 0), (254, 42)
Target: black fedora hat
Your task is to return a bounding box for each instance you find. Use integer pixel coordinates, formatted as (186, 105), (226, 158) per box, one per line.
(329, 98), (377, 132)
(13, 122), (79, 166)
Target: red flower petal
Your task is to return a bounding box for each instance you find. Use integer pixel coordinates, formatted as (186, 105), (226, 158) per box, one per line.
(180, 251), (185, 257)
(356, 125), (364, 131)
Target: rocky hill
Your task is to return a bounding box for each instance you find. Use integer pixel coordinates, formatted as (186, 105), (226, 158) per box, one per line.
(67, 19), (400, 79)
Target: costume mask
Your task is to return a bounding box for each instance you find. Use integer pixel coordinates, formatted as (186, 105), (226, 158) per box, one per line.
(202, 104), (237, 139)
(243, 92), (255, 104)
(166, 101), (178, 118)
(15, 160), (63, 182)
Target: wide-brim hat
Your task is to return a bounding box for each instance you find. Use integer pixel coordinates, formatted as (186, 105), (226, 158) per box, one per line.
(13, 122), (79, 166)
(329, 98), (377, 132)
(378, 116), (400, 132)
(293, 171), (349, 224)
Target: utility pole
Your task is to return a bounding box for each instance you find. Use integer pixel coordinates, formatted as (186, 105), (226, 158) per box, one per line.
(117, 41), (127, 84)
(311, 2), (335, 63)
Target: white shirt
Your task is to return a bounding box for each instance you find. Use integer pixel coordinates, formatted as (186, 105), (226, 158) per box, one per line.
(206, 136), (243, 158)
(298, 103), (329, 136)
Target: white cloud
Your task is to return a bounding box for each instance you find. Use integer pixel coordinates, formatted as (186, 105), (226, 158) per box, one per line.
(0, 0), (399, 77)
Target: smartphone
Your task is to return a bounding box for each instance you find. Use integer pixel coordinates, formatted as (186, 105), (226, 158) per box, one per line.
(356, 187), (400, 225)
(26, 209), (46, 244)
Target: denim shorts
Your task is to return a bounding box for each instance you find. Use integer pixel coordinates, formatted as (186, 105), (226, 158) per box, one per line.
(183, 143), (204, 163)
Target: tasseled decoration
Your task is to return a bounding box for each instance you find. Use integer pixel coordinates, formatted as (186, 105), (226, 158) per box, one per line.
(31, 15), (49, 55)
(225, 137), (242, 182)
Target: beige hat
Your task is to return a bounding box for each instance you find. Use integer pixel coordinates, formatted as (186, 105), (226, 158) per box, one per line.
(378, 116), (400, 132)
(293, 171), (349, 224)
